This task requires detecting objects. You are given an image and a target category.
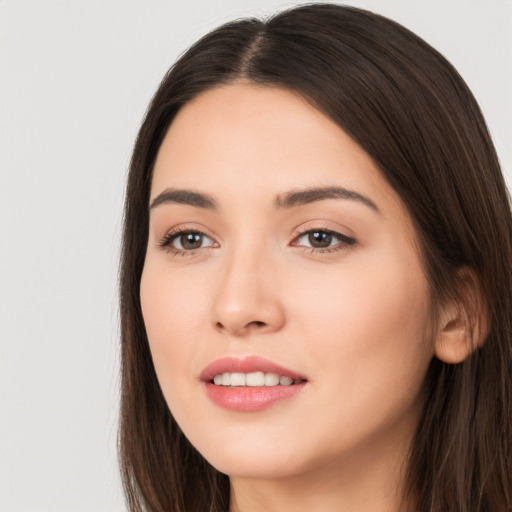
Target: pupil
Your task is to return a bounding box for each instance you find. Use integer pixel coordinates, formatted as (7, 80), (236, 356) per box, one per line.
(181, 232), (202, 250)
(309, 231), (332, 248)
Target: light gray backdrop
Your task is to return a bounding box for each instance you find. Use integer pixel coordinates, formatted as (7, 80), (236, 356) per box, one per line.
(1, 0), (511, 511)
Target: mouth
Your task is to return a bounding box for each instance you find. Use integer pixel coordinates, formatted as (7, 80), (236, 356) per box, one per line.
(211, 371), (304, 387)
(200, 356), (308, 412)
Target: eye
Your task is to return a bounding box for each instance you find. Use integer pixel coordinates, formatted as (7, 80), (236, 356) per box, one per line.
(160, 230), (215, 253)
(293, 229), (356, 251)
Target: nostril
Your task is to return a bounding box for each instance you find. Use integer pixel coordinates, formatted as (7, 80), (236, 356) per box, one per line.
(215, 320), (267, 332)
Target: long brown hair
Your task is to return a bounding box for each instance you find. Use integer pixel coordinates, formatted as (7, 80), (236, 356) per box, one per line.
(119, 4), (512, 511)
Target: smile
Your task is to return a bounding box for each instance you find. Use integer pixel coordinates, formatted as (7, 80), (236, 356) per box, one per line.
(201, 356), (308, 412)
(212, 372), (303, 387)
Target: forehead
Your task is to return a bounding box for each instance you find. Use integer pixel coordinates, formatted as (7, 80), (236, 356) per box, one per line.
(151, 83), (402, 217)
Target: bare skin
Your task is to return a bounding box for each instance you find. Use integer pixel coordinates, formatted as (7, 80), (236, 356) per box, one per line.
(141, 84), (467, 511)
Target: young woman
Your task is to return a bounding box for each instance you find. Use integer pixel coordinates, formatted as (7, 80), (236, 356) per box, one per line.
(119, 4), (512, 511)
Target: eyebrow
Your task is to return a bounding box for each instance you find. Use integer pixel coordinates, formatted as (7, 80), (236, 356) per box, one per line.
(150, 188), (217, 210)
(274, 186), (380, 212)
(149, 186), (379, 213)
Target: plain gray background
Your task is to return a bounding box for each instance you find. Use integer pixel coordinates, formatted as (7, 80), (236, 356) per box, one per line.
(1, 1), (511, 510)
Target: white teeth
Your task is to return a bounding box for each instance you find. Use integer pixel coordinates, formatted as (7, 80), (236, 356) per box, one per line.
(279, 376), (293, 386)
(264, 373), (280, 386)
(230, 373), (246, 386)
(246, 371), (265, 387)
(212, 372), (300, 387)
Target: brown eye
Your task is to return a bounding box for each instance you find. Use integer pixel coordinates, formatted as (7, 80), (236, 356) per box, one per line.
(308, 231), (333, 248)
(179, 232), (203, 250)
(163, 231), (214, 252)
(294, 229), (356, 252)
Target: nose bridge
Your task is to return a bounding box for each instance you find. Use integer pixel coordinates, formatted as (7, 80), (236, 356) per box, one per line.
(211, 237), (285, 336)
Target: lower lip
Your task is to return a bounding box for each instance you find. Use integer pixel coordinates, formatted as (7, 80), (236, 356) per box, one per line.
(204, 382), (306, 412)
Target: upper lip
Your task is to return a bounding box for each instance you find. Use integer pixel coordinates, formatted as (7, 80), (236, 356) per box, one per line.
(200, 356), (307, 382)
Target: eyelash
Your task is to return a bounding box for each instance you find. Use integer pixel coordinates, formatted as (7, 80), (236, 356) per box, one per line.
(291, 227), (357, 254)
(158, 227), (356, 256)
(158, 227), (217, 256)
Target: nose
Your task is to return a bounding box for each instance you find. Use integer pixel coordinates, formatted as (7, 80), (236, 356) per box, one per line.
(211, 246), (286, 337)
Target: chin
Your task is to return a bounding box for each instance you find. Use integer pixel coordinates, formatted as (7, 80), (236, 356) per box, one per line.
(186, 425), (323, 480)
(206, 449), (312, 480)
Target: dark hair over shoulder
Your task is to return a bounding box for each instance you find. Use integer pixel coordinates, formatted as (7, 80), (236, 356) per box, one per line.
(119, 4), (512, 511)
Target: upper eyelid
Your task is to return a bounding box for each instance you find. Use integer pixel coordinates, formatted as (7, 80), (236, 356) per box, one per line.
(160, 225), (348, 239)
(292, 229), (355, 245)
(160, 223), (218, 240)
(156, 224), (356, 249)
(292, 224), (354, 239)
(161, 228), (215, 245)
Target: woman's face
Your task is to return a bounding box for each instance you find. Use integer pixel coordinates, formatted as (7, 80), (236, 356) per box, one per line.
(140, 84), (435, 480)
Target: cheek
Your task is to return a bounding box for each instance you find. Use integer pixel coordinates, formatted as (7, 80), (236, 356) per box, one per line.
(282, 262), (432, 462)
(139, 261), (208, 391)
(289, 249), (433, 404)
(293, 253), (430, 338)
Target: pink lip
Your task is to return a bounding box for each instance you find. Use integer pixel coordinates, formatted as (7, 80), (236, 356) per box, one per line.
(200, 356), (308, 412)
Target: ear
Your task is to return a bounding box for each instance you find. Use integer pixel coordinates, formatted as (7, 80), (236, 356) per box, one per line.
(434, 268), (490, 364)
